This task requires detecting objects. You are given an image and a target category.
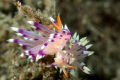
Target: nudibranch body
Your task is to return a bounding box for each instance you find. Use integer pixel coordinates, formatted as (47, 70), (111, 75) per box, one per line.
(8, 15), (94, 77)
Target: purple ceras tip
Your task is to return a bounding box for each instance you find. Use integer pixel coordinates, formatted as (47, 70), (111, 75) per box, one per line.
(28, 50), (32, 55)
(38, 50), (45, 56)
(14, 39), (19, 43)
(22, 45), (27, 50)
(83, 47), (87, 50)
(81, 51), (84, 54)
(54, 21), (58, 25)
(53, 35), (56, 38)
(33, 22), (39, 27)
(67, 32), (71, 35)
(31, 54), (36, 60)
(54, 33), (57, 35)
(23, 52), (27, 56)
(85, 54), (89, 57)
(62, 58), (64, 60)
(51, 39), (54, 42)
(22, 34), (27, 37)
(35, 27), (40, 31)
(50, 63), (54, 66)
(18, 29), (24, 33)
(60, 35), (63, 37)
(65, 38), (68, 40)
(44, 42), (48, 46)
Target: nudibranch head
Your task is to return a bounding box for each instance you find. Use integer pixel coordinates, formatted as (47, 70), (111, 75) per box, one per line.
(50, 14), (71, 43)
(62, 28), (71, 40)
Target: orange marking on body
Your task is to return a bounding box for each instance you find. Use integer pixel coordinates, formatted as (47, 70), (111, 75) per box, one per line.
(67, 66), (75, 69)
(52, 22), (60, 32)
(63, 68), (68, 78)
(57, 14), (62, 30)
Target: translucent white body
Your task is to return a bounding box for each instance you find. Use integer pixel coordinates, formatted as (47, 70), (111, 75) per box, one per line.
(44, 33), (71, 55)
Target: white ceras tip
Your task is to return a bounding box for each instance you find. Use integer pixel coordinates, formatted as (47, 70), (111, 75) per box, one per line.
(64, 24), (69, 31)
(73, 32), (77, 38)
(30, 59), (33, 62)
(83, 67), (90, 74)
(70, 69), (75, 76)
(41, 45), (45, 49)
(31, 26), (36, 28)
(55, 66), (57, 69)
(76, 35), (79, 41)
(28, 56), (32, 59)
(25, 50), (29, 55)
(20, 53), (24, 57)
(7, 39), (14, 42)
(83, 51), (89, 54)
(15, 33), (22, 36)
(38, 33), (41, 35)
(64, 24), (68, 30)
(82, 40), (89, 46)
(48, 39), (51, 42)
(45, 65), (51, 67)
(80, 37), (87, 41)
(23, 37), (28, 40)
(11, 27), (19, 31)
(89, 51), (94, 56)
(29, 38), (34, 41)
(86, 44), (93, 49)
(63, 50), (67, 53)
(19, 44), (23, 46)
(27, 21), (34, 25)
(49, 34), (54, 38)
(60, 69), (63, 73)
(36, 55), (42, 62)
(49, 17), (55, 22)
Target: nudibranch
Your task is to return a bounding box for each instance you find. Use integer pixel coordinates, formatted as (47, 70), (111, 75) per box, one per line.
(8, 15), (94, 78)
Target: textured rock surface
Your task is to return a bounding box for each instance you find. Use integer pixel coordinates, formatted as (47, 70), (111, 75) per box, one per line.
(0, 0), (120, 80)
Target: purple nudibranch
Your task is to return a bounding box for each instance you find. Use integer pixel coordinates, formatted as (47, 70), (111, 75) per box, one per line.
(8, 15), (94, 77)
